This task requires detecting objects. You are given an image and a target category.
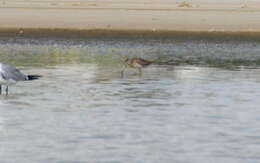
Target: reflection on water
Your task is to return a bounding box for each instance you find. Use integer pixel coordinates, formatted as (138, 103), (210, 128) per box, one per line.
(0, 38), (260, 163)
(0, 64), (260, 163)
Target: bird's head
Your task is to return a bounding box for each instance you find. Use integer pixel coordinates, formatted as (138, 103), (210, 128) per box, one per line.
(124, 58), (131, 65)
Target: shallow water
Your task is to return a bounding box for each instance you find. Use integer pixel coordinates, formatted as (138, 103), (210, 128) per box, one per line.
(0, 37), (260, 163)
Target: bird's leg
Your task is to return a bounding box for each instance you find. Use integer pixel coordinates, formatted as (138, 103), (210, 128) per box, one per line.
(5, 86), (8, 96)
(0, 85), (2, 95)
(120, 70), (124, 78)
(121, 65), (127, 78)
(138, 68), (142, 76)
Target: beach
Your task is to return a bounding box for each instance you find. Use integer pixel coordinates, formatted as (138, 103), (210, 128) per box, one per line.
(1, 1), (260, 163)
(1, 0), (260, 32)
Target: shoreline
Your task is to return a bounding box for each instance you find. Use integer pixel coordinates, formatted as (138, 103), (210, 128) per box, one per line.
(2, 28), (260, 40)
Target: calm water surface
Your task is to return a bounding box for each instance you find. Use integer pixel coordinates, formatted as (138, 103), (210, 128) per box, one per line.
(0, 37), (260, 163)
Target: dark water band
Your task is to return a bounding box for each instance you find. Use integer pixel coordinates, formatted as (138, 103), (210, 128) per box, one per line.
(1, 28), (260, 41)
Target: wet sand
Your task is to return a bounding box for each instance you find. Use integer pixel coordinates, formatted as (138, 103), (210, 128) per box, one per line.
(1, 0), (260, 32)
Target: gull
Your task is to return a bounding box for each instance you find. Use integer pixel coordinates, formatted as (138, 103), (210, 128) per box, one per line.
(121, 58), (152, 76)
(0, 63), (41, 95)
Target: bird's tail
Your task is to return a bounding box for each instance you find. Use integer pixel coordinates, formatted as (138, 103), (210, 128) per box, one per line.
(27, 75), (42, 80)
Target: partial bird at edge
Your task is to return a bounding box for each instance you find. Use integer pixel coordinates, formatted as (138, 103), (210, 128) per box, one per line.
(0, 63), (42, 95)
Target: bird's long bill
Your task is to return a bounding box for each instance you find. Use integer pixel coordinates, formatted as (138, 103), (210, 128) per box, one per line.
(27, 75), (42, 80)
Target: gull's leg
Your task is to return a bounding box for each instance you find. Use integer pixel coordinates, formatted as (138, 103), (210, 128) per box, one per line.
(5, 86), (8, 96)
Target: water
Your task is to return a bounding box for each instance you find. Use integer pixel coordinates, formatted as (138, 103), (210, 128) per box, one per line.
(0, 36), (260, 163)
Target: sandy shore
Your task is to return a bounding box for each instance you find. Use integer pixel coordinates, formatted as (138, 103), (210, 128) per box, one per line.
(1, 0), (260, 33)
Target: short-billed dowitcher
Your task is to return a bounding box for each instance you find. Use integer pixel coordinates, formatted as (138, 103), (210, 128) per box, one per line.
(121, 58), (152, 76)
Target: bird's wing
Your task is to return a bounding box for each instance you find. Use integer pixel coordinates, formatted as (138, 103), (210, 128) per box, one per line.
(0, 64), (27, 81)
(138, 58), (152, 65)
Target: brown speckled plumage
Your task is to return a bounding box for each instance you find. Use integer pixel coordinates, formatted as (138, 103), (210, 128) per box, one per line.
(121, 58), (152, 77)
(125, 58), (152, 68)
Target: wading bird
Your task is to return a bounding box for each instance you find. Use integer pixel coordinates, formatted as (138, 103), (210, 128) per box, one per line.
(121, 58), (152, 76)
(0, 63), (41, 95)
